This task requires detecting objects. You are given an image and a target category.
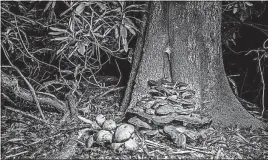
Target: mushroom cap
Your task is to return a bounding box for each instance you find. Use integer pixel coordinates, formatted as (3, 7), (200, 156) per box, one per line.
(111, 142), (124, 152)
(124, 138), (139, 151)
(95, 114), (106, 126)
(102, 119), (117, 131)
(95, 130), (113, 144)
(114, 123), (135, 143)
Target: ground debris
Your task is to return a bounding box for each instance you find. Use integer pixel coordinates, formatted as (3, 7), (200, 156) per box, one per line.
(1, 77), (268, 159)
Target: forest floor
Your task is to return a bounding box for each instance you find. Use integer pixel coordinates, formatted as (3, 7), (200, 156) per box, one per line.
(1, 78), (268, 159)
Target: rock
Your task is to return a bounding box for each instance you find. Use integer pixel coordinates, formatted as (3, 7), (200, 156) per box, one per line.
(199, 128), (215, 139)
(136, 97), (155, 109)
(86, 135), (94, 148)
(175, 126), (199, 140)
(174, 108), (194, 115)
(151, 100), (168, 109)
(144, 100), (155, 109)
(96, 114), (106, 126)
(132, 107), (144, 113)
(136, 100), (146, 108)
(124, 138), (139, 151)
(175, 82), (188, 90)
(102, 119), (116, 131)
(145, 108), (155, 115)
(184, 130), (199, 140)
(167, 95), (178, 101)
(131, 133), (140, 142)
(91, 121), (101, 130)
(175, 126), (187, 133)
(181, 90), (195, 99)
(140, 129), (159, 136)
(164, 125), (186, 148)
(140, 96), (154, 102)
(155, 105), (175, 115)
(167, 97), (181, 104)
(128, 117), (152, 129)
(180, 99), (195, 106)
(154, 96), (167, 100)
(111, 142), (124, 152)
(162, 82), (175, 89)
(114, 124), (135, 143)
(95, 130), (113, 144)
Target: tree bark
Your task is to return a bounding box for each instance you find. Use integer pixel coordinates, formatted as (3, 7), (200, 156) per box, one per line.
(121, 3), (150, 112)
(124, 2), (266, 129)
(125, 2), (171, 110)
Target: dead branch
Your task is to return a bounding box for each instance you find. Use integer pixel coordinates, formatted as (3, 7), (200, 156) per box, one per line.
(2, 47), (46, 120)
(185, 146), (215, 155)
(114, 58), (122, 87)
(5, 151), (29, 159)
(1, 71), (67, 113)
(93, 86), (125, 100)
(1, 93), (17, 106)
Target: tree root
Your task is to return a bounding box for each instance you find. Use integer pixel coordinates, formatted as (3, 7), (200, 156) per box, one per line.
(4, 105), (48, 123)
(1, 71), (67, 114)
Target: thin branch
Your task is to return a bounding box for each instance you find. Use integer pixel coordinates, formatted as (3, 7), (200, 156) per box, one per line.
(240, 68), (248, 96)
(92, 86), (125, 100)
(257, 51), (266, 117)
(2, 46), (46, 121)
(245, 46), (267, 118)
(5, 151), (29, 159)
(114, 58), (122, 87)
(185, 146), (215, 155)
(1, 93), (17, 106)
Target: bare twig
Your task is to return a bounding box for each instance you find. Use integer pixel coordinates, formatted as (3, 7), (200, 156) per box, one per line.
(115, 58), (122, 87)
(77, 115), (94, 124)
(92, 86), (125, 100)
(5, 151), (29, 159)
(6, 146), (24, 154)
(1, 93), (17, 106)
(149, 149), (167, 155)
(145, 140), (168, 149)
(185, 146), (215, 155)
(256, 51), (266, 117)
(171, 150), (195, 154)
(236, 132), (250, 143)
(263, 39), (268, 49)
(244, 40), (267, 118)
(236, 132), (262, 148)
(240, 68), (248, 96)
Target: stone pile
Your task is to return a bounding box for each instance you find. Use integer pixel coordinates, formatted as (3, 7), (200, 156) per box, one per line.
(125, 79), (212, 147)
(91, 114), (139, 152)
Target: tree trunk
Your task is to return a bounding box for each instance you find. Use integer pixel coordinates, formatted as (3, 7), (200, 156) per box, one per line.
(124, 2), (265, 129)
(123, 2), (171, 110)
(121, 3), (150, 111)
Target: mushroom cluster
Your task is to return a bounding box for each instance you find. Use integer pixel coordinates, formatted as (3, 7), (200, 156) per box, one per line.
(125, 79), (212, 147)
(92, 114), (139, 152)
